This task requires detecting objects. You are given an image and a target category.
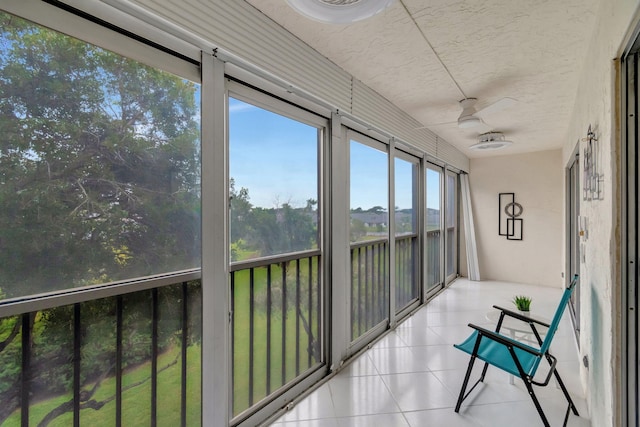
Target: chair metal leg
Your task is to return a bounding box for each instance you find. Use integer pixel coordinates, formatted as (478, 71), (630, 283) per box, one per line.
(523, 379), (551, 427)
(551, 366), (579, 416)
(455, 355), (477, 412)
(479, 361), (489, 382)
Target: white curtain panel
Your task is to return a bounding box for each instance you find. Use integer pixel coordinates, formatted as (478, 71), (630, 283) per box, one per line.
(460, 173), (480, 281)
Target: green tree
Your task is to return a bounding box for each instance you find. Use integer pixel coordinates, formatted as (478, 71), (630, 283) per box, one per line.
(229, 183), (318, 260)
(229, 179), (257, 261)
(367, 205), (386, 214)
(0, 12), (200, 299)
(350, 218), (367, 241)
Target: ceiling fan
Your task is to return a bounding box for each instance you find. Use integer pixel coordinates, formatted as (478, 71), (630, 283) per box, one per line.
(417, 97), (517, 130)
(469, 131), (513, 150)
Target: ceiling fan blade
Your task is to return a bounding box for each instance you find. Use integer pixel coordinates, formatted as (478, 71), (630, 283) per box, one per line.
(414, 120), (456, 129)
(475, 97), (517, 117)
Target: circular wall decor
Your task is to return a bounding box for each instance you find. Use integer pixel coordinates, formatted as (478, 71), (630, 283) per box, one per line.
(504, 202), (523, 218)
(286, 0), (396, 24)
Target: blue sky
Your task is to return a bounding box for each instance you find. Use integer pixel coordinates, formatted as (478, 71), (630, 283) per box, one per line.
(229, 98), (318, 208)
(229, 97), (439, 211)
(350, 140), (389, 210)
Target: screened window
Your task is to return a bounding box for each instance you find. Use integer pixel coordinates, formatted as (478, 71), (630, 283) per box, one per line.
(394, 155), (419, 312)
(426, 166), (442, 291)
(349, 140), (388, 243)
(394, 158), (416, 236)
(0, 12), (201, 301)
(446, 172), (458, 279)
(349, 137), (389, 340)
(228, 91), (325, 418)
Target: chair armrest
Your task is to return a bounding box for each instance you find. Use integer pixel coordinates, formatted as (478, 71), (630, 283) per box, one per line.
(467, 323), (543, 356)
(531, 353), (558, 387)
(492, 305), (551, 328)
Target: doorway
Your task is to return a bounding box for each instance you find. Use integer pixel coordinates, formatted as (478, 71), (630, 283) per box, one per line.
(566, 149), (580, 341)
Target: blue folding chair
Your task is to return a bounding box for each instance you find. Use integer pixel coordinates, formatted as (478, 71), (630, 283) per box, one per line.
(453, 275), (580, 427)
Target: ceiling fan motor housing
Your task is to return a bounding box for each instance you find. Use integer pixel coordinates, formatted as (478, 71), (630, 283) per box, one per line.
(457, 98), (481, 128)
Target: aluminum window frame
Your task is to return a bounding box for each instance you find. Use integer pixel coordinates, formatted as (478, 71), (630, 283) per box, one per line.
(392, 149), (423, 320)
(425, 162), (445, 298)
(225, 80), (330, 426)
(445, 169), (459, 284)
(565, 144), (581, 343)
(622, 35), (640, 427)
(346, 129), (390, 351)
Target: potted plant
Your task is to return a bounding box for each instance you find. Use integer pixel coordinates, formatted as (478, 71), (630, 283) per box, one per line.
(513, 295), (532, 313)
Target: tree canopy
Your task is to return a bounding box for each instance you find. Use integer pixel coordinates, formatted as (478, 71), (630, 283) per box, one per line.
(229, 179), (318, 261)
(0, 12), (201, 300)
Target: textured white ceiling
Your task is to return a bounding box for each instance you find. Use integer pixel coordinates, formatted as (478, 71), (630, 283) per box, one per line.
(245, 0), (600, 157)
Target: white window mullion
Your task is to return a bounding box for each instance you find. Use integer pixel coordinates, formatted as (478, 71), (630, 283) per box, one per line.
(388, 141), (397, 328)
(330, 113), (351, 369)
(201, 52), (229, 427)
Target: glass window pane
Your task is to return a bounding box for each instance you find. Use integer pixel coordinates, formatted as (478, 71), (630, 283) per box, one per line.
(350, 141), (388, 242)
(446, 173), (457, 277)
(229, 97), (319, 261)
(426, 167), (442, 289)
(0, 12), (201, 301)
(350, 139), (388, 340)
(447, 174), (456, 228)
(394, 158), (415, 236)
(394, 157), (418, 312)
(427, 169), (442, 232)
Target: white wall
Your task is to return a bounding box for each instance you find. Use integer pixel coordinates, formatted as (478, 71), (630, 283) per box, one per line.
(469, 150), (563, 287)
(561, 1), (640, 425)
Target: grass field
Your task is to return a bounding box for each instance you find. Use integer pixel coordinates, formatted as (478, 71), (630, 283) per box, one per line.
(231, 257), (321, 416)
(1, 345), (201, 427)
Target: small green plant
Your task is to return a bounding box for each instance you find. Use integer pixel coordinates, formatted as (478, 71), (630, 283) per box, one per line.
(513, 295), (532, 311)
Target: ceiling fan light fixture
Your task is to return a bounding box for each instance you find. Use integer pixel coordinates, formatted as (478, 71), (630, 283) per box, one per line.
(286, 0), (396, 24)
(470, 132), (513, 150)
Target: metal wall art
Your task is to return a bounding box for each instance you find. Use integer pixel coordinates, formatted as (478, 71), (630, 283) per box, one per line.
(583, 124), (602, 201)
(499, 192), (523, 240)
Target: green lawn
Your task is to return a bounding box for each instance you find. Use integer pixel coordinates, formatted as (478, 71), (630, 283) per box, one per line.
(231, 258), (321, 416)
(1, 345), (201, 427)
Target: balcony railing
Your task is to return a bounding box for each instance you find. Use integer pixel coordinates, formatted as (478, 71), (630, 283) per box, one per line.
(0, 229), (446, 426)
(446, 226), (456, 277)
(0, 280), (202, 427)
(230, 251), (322, 418)
(350, 239), (389, 340)
(426, 229), (441, 290)
(395, 233), (419, 312)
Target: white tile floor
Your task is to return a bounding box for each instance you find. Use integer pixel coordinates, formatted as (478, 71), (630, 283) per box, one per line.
(267, 279), (590, 427)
